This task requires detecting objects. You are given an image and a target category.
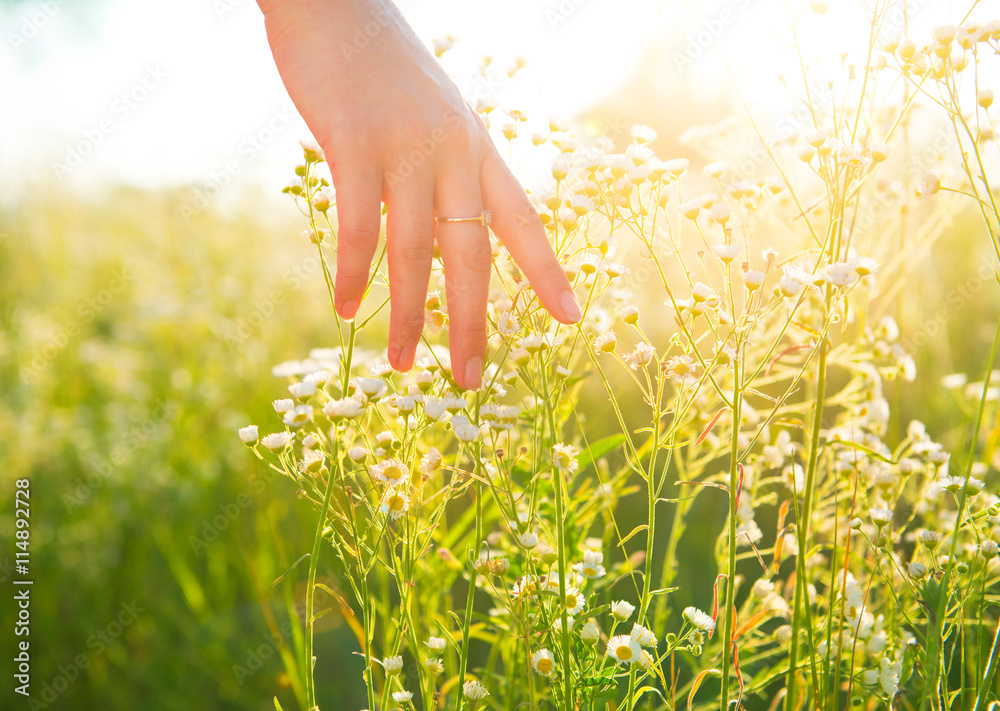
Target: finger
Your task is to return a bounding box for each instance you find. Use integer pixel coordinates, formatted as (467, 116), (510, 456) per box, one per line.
(385, 177), (435, 373)
(434, 167), (491, 391)
(479, 151), (581, 324)
(330, 165), (383, 321)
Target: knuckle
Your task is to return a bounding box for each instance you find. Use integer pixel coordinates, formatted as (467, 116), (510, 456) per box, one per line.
(339, 221), (381, 246)
(456, 317), (488, 349)
(399, 243), (435, 265)
(335, 268), (369, 293)
(394, 308), (427, 336)
(538, 256), (568, 284)
(461, 237), (494, 276)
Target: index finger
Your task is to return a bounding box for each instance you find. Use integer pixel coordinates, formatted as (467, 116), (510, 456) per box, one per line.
(479, 151), (581, 324)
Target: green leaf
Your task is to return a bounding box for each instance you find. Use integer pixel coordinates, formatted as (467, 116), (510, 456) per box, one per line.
(274, 697), (285, 711)
(689, 668), (722, 710)
(578, 433), (626, 472)
(272, 553), (311, 587)
(310, 608), (332, 624)
(631, 686), (666, 709)
(618, 524), (648, 549)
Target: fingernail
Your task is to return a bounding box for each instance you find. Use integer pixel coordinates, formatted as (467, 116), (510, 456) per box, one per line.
(464, 356), (482, 391)
(559, 290), (582, 322)
(399, 342), (417, 371)
(340, 299), (359, 321)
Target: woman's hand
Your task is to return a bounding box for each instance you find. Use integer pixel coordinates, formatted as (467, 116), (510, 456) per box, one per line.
(257, 0), (581, 390)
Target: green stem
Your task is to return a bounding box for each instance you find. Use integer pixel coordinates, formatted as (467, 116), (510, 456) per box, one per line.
(720, 358), (742, 711)
(305, 460), (339, 709)
(785, 334), (829, 710)
(457, 477), (484, 711)
(553, 463), (574, 710)
(973, 616), (1000, 711)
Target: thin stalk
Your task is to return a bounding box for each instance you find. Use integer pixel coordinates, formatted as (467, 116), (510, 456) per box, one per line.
(785, 334), (830, 710)
(720, 356), (743, 711)
(305, 455), (340, 710)
(456, 480), (484, 711)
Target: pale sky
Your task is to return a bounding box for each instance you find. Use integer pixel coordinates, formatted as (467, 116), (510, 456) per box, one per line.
(0, 0), (986, 204)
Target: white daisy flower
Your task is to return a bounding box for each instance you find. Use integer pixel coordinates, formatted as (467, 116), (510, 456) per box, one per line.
(352, 377), (387, 400)
(711, 243), (741, 262)
(630, 124), (658, 144)
(371, 459), (408, 486)
(606, 634), (641, 664)
(611, 600), (635, 621)
(323, 397), (362, 419)
(683, 606), (715, 632)
(630, 623), (657, 648)
(462, 680), (488, 700)
(626, 342), (656, 370)
(381, 489), (410, 520)
(552, 443), (579, 473)
(283, 405), (313, 428)
(532, 648), (555, 676)
(576, 549), (606, 579)
(288, 380), (317, 399)
(563, 587), (586, 615)
(869, 507), (893, 526)
(417, 447), (442, 474)
(261, 432), (293, 451)
(743, 269), (766, 290)
(451, 414), (480, 442)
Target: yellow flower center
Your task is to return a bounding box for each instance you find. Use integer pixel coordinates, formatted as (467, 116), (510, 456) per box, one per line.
(384, 464), (403, 482)
(616, 644), (633, 661)
(389, 494), (406, 512)
(536, 658), (553, 674)
(583, 566), (597, 577)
